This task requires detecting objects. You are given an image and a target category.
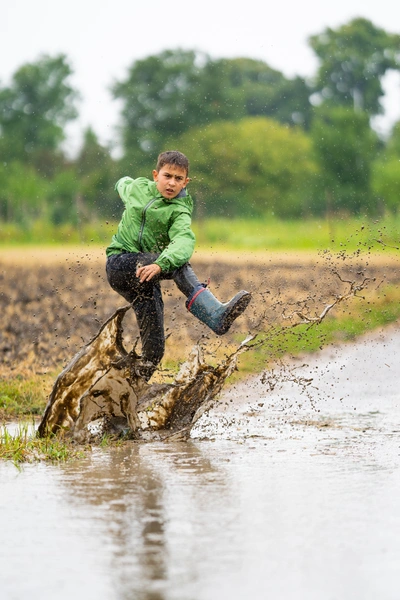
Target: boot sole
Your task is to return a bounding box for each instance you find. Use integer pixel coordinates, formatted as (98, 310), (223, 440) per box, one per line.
(215, 291), (252, 335)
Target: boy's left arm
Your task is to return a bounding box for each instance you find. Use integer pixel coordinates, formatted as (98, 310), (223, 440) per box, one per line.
(155, 212), (196, 272)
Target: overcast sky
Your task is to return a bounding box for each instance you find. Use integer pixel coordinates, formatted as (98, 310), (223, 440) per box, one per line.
(2, 0), (400, 155)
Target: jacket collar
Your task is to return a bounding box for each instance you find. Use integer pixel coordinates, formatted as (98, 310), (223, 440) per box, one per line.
(152, 181), (188, 203)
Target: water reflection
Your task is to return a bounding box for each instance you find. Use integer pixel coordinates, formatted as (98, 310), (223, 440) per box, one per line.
(1, 326), (400, 599)
(60, 442), (224, 600)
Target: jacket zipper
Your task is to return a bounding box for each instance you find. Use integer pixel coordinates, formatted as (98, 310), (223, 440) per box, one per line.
(138, 198), (158, 250)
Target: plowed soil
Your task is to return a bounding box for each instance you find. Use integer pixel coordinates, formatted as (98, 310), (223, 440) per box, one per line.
(1, 247), (399, 377)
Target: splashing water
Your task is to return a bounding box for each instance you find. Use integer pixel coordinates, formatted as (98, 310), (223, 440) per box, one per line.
(38, 305), (255, 442)
(37, 270), (374, 443)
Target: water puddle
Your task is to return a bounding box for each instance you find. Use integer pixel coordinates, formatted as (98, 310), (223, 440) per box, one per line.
(1, 325), (400, 599)
(3, 420), (37, 437)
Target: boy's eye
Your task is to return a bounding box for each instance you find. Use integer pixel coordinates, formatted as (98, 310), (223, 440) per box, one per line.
(164, 173), (183, 181)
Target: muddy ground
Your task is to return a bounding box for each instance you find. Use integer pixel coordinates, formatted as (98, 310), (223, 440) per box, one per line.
(1, 247), (399, 377)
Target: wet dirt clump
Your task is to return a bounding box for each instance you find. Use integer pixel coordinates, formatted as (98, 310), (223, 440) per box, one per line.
(37, 305), (253, 442)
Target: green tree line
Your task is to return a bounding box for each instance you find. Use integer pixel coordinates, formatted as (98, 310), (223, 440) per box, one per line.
(1, 17), (400, 227)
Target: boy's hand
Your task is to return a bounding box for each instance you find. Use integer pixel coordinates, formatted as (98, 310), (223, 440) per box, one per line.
(136, 263), (162, 283)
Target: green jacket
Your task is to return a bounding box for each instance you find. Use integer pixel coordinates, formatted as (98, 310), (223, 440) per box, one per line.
(106, 176), (196, 272)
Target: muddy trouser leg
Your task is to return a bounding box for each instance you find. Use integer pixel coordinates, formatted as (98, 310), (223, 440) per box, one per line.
(131, 286), (165, 369)
(123, 253), (202, 298)
(106, 254), (204, 370)
(106, 253), (165, 373)
(140, 257), (251, 337)
(119, 255), (251, 335)
(169, 263), (202, 297)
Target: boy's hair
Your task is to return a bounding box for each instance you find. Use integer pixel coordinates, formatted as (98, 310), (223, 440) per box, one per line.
(156, 150), (189, 175)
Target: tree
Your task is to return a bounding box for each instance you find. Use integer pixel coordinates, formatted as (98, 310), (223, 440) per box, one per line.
(175, 117), (316, 218)
(76, 127), (119, 219)
(113, 50), (314, 164)
(310, 106), (379, 214)
(0, 161), (49, 223)
(215, 58), (313, 128)
(371, 121), (400, 213)
(309, 18), (400, 115)
(0, 54), (79, 171)
(76, 127), (113, 176)
(384, 121), (400, 156)
(46, 169), (80, 225)
(112, 49), (227, 162)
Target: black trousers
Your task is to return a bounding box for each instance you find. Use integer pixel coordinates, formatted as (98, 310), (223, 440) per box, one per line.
(106, 252), (201, 367)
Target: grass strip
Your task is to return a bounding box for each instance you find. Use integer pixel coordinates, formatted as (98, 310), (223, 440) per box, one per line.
(1, 214), (399, 252)
(235, 286), (400, 378)
(0, 422), (87, 465)
(0, 372), (55, 421)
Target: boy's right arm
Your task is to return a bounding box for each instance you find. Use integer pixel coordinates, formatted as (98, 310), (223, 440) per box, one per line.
(114, 176), (134, 204)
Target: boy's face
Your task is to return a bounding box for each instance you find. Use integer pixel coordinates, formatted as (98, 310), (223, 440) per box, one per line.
(153, 164), (189, 199)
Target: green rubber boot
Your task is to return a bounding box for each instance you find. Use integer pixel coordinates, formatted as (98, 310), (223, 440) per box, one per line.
(186, 285), (251, 335)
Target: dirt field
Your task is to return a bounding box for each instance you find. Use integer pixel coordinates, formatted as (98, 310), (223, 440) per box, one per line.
(1, 246), (399, 377)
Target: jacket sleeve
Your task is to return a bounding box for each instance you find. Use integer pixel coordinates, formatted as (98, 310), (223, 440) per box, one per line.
(114, 176), (134, 204)
(154, 211), (196, 272)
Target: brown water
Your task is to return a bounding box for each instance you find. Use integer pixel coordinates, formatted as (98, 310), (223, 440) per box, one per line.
(1, 325), (400, 600)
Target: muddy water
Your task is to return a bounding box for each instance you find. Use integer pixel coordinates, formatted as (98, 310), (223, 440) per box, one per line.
(1, 326), (400, 600)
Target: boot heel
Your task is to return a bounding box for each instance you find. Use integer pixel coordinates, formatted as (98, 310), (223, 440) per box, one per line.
(216, 291), (252, 335)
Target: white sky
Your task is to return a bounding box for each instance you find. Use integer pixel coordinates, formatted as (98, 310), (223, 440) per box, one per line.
(2, 0), (400, 155)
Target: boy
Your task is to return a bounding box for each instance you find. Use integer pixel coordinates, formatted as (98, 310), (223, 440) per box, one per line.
(106, 150), (251, 381)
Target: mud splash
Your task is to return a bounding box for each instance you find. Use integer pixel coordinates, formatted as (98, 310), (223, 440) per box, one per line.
(38, 270), (370, 443)
(38, 305), (254, 442)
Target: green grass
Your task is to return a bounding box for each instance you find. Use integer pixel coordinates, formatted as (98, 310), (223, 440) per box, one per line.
(235, 286), (400, 377)
(0, 421), (87, 465)
(1, 214), (399, 252)
(193, 214), (400, 252)
(0, 220), (116, 246)
(0, 373), (55, 421)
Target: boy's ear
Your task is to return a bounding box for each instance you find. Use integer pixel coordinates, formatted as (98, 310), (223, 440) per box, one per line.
(152, 169), (159, 180)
